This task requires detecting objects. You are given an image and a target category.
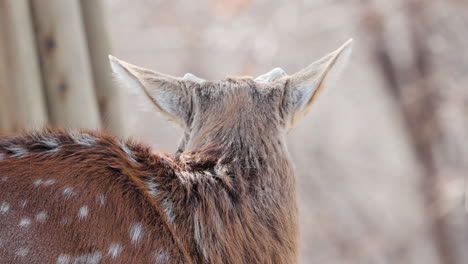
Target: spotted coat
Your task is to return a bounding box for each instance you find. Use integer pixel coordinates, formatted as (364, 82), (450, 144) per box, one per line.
(0, 130), (190, 263)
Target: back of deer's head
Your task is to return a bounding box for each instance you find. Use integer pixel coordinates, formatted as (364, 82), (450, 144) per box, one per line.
(109, 40), (353, 153)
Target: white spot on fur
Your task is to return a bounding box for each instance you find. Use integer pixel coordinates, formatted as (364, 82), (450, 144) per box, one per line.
(19, 218), (31, 227)
(0, 176), (7, 181)
(40, 137), (60, 148)
(162, 198), (175, 224)
(30, 178), (54, 188)
(119, 141), (137, 163)
(63, 187), (74, 197)
(153, 250), (170, 264)
(97, 194), (105, 206)
(70, 133), (97, 147)
(33, 179), (43, 187)
(38, 136), (61, 153)
(0, 202), (10, 214)
(7, 146), (28, 157)
(88, 252), (103, 264)
(44, 179), (57, 186)
(21, 200), (27, 208)
(146, 178), (159, 197)
(129, 222), (144, 245)
(15, 247), (29, 257)
(57, 254), (71, 264)
(36, 211), (48, 222)
(107, 243), (123, 259)
(0, 153), (4, 161)
(78, 206), (89, 219)
(72, 252), (102, 264)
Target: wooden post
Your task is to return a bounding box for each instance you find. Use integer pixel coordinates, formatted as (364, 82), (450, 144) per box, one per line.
(0, 38), (14, 132)
(80, 0), (125, 136)
(0, 0), (48, 133)
(30, 0), (101, 130)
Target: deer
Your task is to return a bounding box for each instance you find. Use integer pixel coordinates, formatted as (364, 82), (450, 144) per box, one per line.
(0, 39), (352, 264)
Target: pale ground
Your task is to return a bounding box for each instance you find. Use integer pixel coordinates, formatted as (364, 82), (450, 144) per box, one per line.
(105, 0), (467, 263)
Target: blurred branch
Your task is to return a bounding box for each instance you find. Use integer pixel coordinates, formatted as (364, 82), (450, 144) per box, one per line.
(362, 0), (458, 263)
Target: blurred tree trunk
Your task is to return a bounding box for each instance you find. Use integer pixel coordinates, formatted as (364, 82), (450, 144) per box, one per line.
(0, 0), (48, 133)
(30, 0), (101, 130)
(80, 0), (124, 136)
(363, 0), (459, 263)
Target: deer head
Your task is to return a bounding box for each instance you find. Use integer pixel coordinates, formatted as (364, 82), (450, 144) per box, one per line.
(108, 41), (352, 263)
(109, 39), (352, 156)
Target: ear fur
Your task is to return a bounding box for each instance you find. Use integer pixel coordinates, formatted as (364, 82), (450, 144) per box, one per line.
(109, 55), (191, 127)
(289, 39), (353, 125)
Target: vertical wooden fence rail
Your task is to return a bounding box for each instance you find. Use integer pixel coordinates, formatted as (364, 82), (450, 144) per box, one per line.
(0, 0), (124, 135)
(81, 0), (124, 136)
(0, 0), (48, 132)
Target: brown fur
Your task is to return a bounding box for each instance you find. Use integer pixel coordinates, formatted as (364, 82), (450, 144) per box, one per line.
(0, 129), (191, 263)
(0, 80), (299, 264)
(170, 79), (299, 264)
(1, 40), (352, 264)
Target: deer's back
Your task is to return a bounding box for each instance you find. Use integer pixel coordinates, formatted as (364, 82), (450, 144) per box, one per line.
(0, 130), (188, 264)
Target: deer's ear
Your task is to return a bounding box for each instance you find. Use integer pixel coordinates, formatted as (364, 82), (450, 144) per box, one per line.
(288, 39), (353, 125)
(109, 55), (192, 127)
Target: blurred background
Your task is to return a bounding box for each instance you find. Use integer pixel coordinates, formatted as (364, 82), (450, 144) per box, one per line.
(0, 0), (467, 263)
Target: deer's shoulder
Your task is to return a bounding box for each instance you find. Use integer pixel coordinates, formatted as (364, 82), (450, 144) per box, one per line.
(0, 130), (192, 264)
(0, 129), (177, 211)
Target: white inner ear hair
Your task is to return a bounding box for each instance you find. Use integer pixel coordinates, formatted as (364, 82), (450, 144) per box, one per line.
(255, 67), (287, 82)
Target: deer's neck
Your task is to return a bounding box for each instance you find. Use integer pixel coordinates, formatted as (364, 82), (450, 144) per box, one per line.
(187, 132), (296, 195)
(176, 135), (299, 263)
